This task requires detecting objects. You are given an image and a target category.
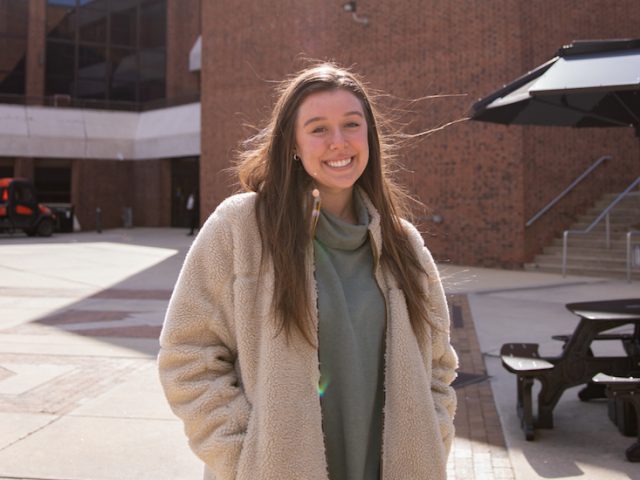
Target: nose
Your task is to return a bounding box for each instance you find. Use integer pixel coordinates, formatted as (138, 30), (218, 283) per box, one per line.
(329, 129), (347, 149)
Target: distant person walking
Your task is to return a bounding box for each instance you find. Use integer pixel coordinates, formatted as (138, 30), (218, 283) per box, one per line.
(159, 63), (457, 480)
(185, 190), (199, 236)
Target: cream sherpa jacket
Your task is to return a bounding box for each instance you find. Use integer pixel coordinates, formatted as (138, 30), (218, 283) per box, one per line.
(158, 191), (457, 480)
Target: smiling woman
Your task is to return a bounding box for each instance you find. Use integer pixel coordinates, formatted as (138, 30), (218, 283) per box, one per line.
(158, 63), (458, 480)
(294, 89), (369, 224)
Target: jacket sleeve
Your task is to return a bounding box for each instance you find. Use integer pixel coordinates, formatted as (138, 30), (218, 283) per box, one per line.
(158, 206), (250, 479)
(403, 221), (458, 457)
(423, 255), (458, 457)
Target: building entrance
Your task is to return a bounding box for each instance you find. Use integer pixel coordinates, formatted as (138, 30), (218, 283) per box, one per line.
(171, 157), (199, 228)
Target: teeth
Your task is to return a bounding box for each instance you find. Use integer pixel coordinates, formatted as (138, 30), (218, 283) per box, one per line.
(326, 157), (352, 168)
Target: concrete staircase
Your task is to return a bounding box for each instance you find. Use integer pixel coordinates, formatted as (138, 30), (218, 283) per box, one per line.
(525, 191), (640, 279)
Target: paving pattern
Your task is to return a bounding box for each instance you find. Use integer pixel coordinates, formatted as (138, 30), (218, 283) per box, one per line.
(0, 237), (515, 479)
(448, 293), (515, 479)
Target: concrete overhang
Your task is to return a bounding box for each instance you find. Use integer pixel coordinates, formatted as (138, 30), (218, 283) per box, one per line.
(0, 102), (200, 160)
(189, 36), (201, 72)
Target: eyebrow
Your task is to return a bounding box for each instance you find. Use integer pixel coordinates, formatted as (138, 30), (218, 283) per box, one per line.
(303, 111), (364, 127)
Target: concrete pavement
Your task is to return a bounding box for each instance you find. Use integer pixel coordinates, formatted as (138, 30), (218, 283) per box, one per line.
(0, 228), (638, 479)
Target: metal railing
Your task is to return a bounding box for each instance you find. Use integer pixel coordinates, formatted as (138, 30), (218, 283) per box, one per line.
(526, 155), (611, 227)
(627, 230), (640, 282)
(562, 176), (640, 276)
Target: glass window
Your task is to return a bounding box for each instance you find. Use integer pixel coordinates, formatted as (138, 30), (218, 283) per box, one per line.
(78, 8), (107, 43)
(0, 0), (28, 37)
(139, 47), (164, 81)
(139, 78), (165, 102)
(34, 166), (71, 203)
(79, 0), (107, 7)
(78, 44), (106, 78)
(0, 0), (28, 95)
(48, 0), (77, 6)
(45, 75), (74, 95)
(140, 0), (166, 49)
(47, 9), (77, 41)
(76, 77), (106, 99)
(110, 6), (137, 47)
(0, 37), (27, 72)
(46, 41), (75, 77)
(45, 0), (167, 105)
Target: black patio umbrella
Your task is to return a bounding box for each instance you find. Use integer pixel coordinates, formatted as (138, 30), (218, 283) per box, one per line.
(471, 38), (640, 135)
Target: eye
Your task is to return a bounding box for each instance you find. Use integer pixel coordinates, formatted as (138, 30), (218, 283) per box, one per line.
(345, 121), (361, 128)
(311, 126), (327, 134)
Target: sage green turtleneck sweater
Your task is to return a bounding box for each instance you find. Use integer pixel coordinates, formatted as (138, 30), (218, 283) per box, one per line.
(314, 194), (386, 480)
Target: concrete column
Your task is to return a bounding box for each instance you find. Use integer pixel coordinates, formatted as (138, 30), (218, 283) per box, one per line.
(14, 158), (35, 179)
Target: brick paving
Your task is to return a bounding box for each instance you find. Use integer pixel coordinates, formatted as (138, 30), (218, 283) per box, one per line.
(0, 277), (515, 478)
(447, 293), (515, 479)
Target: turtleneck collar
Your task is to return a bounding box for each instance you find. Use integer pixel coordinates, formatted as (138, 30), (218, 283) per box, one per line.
(314, 190), (370, 251)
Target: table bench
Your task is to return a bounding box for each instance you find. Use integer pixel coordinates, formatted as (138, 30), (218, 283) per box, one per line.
(592, 372), (640, 462)
(500, 299), (640, 442)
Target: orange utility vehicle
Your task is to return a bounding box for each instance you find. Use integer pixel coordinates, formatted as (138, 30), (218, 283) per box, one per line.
(0, 178), (55, 237)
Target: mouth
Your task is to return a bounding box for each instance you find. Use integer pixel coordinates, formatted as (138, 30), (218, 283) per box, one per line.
(324, 156), (354, 168)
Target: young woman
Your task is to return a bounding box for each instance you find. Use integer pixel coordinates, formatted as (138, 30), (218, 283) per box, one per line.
(158, 63), (458, 480)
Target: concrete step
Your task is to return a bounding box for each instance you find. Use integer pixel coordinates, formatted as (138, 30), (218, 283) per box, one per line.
(568, 222), (639, 232)
(550, 238), (636, 248)
(524, 261), (640, 280)
(532, 189), (640, 280)
(533, 253), (631, 270)
(543, 245), (630, 256)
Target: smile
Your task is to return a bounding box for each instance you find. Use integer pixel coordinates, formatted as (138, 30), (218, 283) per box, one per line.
(325, 157), (353, 168)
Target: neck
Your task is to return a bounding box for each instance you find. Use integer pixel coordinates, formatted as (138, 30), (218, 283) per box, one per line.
(319, 188), (357, 224)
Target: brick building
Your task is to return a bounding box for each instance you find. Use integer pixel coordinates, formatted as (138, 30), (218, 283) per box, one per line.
(1, 0), (639, 267)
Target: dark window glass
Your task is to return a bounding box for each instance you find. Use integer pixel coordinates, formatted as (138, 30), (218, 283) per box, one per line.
(0, 71), (26, 95)
(0, 0), (28, 95)
(110, 6), (137, 47)
(0, 165), (13, 178)
(76, 77), (106, 99)
(111, 47), (137, 81)
(34, 166), (71, 204)
(0, 0), (28, 36)
(48, 0), (77, 6)
(0, 37), (27, 73)
(46, 41), (75, 77)
(78, 44), (106, 78)
(139, 79), (164, 102)
(45, 0), (166, 104)
(110, 80), (137, 102)
(139, 47), (164, 81)
(47, 5), (76, 40)
(140, 0), (165, 49)
(79, 0), (107, 8)
(45, 75), (74, 95)
(110, 47), (137, 101)
(78, 8), (107, 43)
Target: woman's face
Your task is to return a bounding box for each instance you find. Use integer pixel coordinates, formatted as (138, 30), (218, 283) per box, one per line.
(294, 89), (369, 198)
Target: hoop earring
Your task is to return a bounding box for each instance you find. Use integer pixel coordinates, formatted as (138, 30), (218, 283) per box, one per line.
(293, 153), (301, 162)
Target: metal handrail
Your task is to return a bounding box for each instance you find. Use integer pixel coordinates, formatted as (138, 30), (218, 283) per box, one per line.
(627, 230), (640, 283)
(526, 155), (611, 227)
(562, 176), (640, 276)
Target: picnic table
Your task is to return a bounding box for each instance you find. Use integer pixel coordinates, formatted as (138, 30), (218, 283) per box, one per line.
(500, 298), (640, 454)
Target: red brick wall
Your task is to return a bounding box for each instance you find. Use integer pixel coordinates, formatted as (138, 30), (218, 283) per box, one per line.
(190, 1), (640, 266)
(71, 159), (170, 230)
(166, 0), (200, 100)
(26, 0), (45, 100)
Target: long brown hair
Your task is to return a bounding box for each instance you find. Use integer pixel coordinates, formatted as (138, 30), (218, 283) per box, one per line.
(237, 63), (431, 344)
